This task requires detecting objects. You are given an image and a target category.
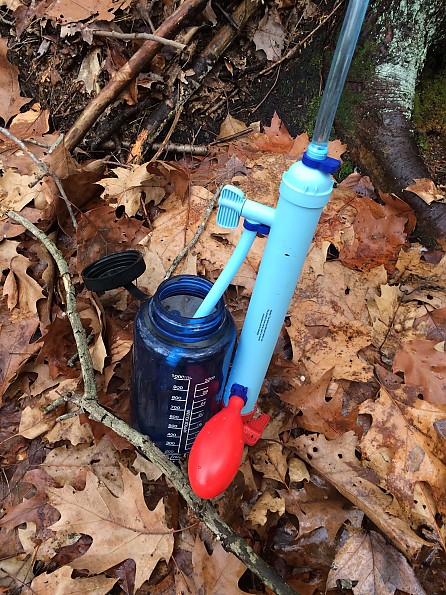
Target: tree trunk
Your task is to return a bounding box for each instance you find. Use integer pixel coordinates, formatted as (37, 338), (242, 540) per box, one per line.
(336, 0), (446, 244)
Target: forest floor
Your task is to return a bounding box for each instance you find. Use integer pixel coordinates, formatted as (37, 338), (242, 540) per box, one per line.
(1, 1), (446, 594)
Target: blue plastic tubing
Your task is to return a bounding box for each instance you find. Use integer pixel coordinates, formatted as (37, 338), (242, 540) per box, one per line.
(193, 226), (258, 318)
(307, 0), (369, 160)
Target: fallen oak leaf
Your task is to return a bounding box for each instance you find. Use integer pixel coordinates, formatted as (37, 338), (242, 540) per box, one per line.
(252, 9), (286, 62)
(0, 468), (58, 537)
(392, 339), (446, 404)
(0, 38), (32, 123)
(287, 432), (431, 560)
(358, 388), (446, 518)
(29, 565), (117, 594)
(246, 489), (285, 526)
(326, 529), (426, 595)
(279, 368), (358, 438)
(46, 464), (174, 591)
(251, 442), (288, 483)
(191, 535), (249, 594)
(405, 178), (445, 205)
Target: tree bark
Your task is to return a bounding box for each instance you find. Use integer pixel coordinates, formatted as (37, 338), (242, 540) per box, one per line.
(336, 0), (446, 244)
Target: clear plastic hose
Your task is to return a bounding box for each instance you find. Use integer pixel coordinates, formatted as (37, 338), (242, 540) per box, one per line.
(309, 0), (369, 156)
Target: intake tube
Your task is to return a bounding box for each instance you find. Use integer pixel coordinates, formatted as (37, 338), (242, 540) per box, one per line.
(306, 0), (369, 160)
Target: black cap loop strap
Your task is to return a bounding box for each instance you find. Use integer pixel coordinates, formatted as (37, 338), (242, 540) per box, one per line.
(81, 250), (148, 301)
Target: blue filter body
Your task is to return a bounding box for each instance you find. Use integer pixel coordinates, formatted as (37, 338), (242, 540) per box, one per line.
(224, 161), (334, 413)
(131, 275), (236, 461)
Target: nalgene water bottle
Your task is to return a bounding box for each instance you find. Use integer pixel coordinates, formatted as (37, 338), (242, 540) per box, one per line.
(131, 275), (236, 461)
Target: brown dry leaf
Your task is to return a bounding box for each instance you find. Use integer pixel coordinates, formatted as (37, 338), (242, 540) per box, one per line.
(45, 406), (94, 446)
(278, 486), (363, 542)
(288, 457), (310, 483)
(287, 305), (373, 383)
(366, 283), (403, 347)
(47, 465), (174, 591)
(405, 178), (445, 205)
(246, 489), (285, 525)
(327, 529), (426, 595)
(286, 260), (385, 384)
(0, 554), (34, 592)
(251, 442), (288, 483)
(327, 139), (347, 160)
(288, 432), (431, 560)
(0, 468), (58, 534)
(358, 388), (446, 517)
(99, 163), (166, 216)
(191, 535), (248, 594)
(30, 565), (117, 594)
(393, 340), (446, 404)
(280, 368), (358, 438)
(132, 452), (163, 481)
(254, 112), (294, 153)
(0, 309), (40, 401)
(76, 47), (102, 94)
(253, 9), (286, 61)
(218, 113), (249, 139)
(44, 0), (131, 24)
(42, 436), (124, 496)
(339, 195), (408, 273)
(0, 170), (44, 212)
(76, 205), (148, 271)
(0, 38), (31, 123)
(104, 317), (133, 391)
(18, 378), (78, 439)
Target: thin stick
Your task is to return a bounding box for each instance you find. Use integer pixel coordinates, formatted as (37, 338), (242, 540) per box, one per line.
(101, 139), (209, 156)
(7, 209), (298, 595)
(92, 29), (186, 50)
(164, 184), (221, 279)
(0, 127), (77, 228)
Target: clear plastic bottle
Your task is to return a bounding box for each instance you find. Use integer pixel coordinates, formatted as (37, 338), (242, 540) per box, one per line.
(131, 275), (236, 461)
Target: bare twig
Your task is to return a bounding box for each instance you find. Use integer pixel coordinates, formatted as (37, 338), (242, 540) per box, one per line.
(209, 127), (253, 145)
(0, 127), (77, 228)
(101, 139), (209, 155)
(8, 209), (297, 595)
(92, 29), (186, 50)
(164, 184), (222, 279)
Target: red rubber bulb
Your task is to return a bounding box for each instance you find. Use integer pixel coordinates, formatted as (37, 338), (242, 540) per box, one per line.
(188, 396), (245, 499)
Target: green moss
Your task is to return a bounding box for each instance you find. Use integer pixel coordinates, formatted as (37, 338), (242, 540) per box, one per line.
(336, 87), (363, 134)
(346, 39), (374, 80)
(413, 71), (446, 135)
(335, 159), (354, 182)
(304, 96), (322, 138)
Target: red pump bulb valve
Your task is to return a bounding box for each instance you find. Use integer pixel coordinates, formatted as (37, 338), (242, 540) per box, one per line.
(188, 385), (247, 499)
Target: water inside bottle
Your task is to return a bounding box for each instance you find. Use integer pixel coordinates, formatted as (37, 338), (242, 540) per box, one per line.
(162, 294), (214, 318)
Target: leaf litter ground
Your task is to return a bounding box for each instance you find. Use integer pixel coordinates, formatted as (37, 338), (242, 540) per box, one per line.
(1, 8), (446, 595)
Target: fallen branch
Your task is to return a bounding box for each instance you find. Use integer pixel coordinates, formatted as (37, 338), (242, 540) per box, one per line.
(92, 29), (186, 50)
(64, 0), (207, 152)
(139, 0), (261, 153)
(7, 209), (298, 595)
(0, 126), (77, 228)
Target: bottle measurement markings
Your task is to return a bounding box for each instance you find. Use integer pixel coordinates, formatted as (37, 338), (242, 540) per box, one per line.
(166, 374), (216, 458)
